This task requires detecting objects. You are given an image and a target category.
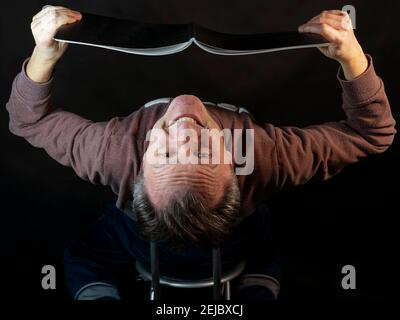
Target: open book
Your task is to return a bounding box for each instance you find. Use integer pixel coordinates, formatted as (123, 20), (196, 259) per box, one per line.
(55, 13), (329, 56)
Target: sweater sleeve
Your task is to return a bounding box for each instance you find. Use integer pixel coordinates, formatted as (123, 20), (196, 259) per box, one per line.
(5, 58), (120, 186)
(266, 55), (396, 190)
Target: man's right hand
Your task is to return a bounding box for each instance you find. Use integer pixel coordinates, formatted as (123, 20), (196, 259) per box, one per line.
(27, 6), (81, 83)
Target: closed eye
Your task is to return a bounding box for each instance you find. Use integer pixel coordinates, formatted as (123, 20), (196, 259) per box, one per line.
(195, 151), (210, 158)
(156, 151), (170, 158)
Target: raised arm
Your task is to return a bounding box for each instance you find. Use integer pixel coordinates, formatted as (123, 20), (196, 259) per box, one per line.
(266, 10), (396, 190)
(6, 6), (118, 185)
(27, 6), (82, 83)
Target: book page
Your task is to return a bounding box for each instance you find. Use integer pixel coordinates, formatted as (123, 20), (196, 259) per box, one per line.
(193, 38), (329, 55)
(55, 38), (194, 56)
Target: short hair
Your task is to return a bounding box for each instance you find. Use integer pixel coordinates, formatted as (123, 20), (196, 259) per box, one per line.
(132, 171), (242, 250)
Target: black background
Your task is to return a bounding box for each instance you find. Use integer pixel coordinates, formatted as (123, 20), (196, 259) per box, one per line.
(0, 0), (399, 302)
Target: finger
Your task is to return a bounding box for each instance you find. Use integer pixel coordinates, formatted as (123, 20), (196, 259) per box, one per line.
(32, 6), (81, 22)
(309, 12), (346, 24)
(306, 12), (322, 24)
(298, 23), (342, 43)
(317, 46), (329, 55)
(30, 19), (42, 31)
(323, 10), (348, 17)
(310, 11), (352, 31)
(308, 17), (348, 30)
(32, 12), (79, 32)
(33, 8), (81, 24)
(41, 14), (81, 38)
(307, 10), (348, 24)
(32, 6), (61, 21)
(54, 13), (81, 26)
(41, 10), (82, 25)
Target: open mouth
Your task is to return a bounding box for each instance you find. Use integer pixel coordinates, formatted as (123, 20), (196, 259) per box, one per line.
(169, 114), (205, 128)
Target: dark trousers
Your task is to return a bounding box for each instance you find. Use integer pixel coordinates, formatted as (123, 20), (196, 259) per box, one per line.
(64, 200), (281, 300)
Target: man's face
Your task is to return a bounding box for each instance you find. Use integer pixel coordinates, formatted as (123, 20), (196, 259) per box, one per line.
(143, 95), (234, 210)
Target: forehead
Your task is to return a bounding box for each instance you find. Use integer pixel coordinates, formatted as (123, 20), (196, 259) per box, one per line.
(147, 161), (220, 173)
(144, 161), (231, 193)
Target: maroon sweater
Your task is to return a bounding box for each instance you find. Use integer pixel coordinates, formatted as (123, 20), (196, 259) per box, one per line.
(6, 56), (396, 215)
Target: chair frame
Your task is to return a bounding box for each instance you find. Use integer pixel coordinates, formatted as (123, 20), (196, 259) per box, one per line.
(135, 242), (246, 300)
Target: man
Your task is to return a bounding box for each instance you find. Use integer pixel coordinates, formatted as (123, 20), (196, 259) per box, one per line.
(6, 6), (396, 300)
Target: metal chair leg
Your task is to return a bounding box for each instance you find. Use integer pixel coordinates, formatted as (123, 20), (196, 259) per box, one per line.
(224, 281), (231, 300)
(147, 245), (235, 301)
(212, 247), (222, 300)
(150, 241), (160, 300)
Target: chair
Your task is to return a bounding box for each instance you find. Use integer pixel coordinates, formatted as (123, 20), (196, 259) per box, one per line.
(135, 242), (246, 300)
